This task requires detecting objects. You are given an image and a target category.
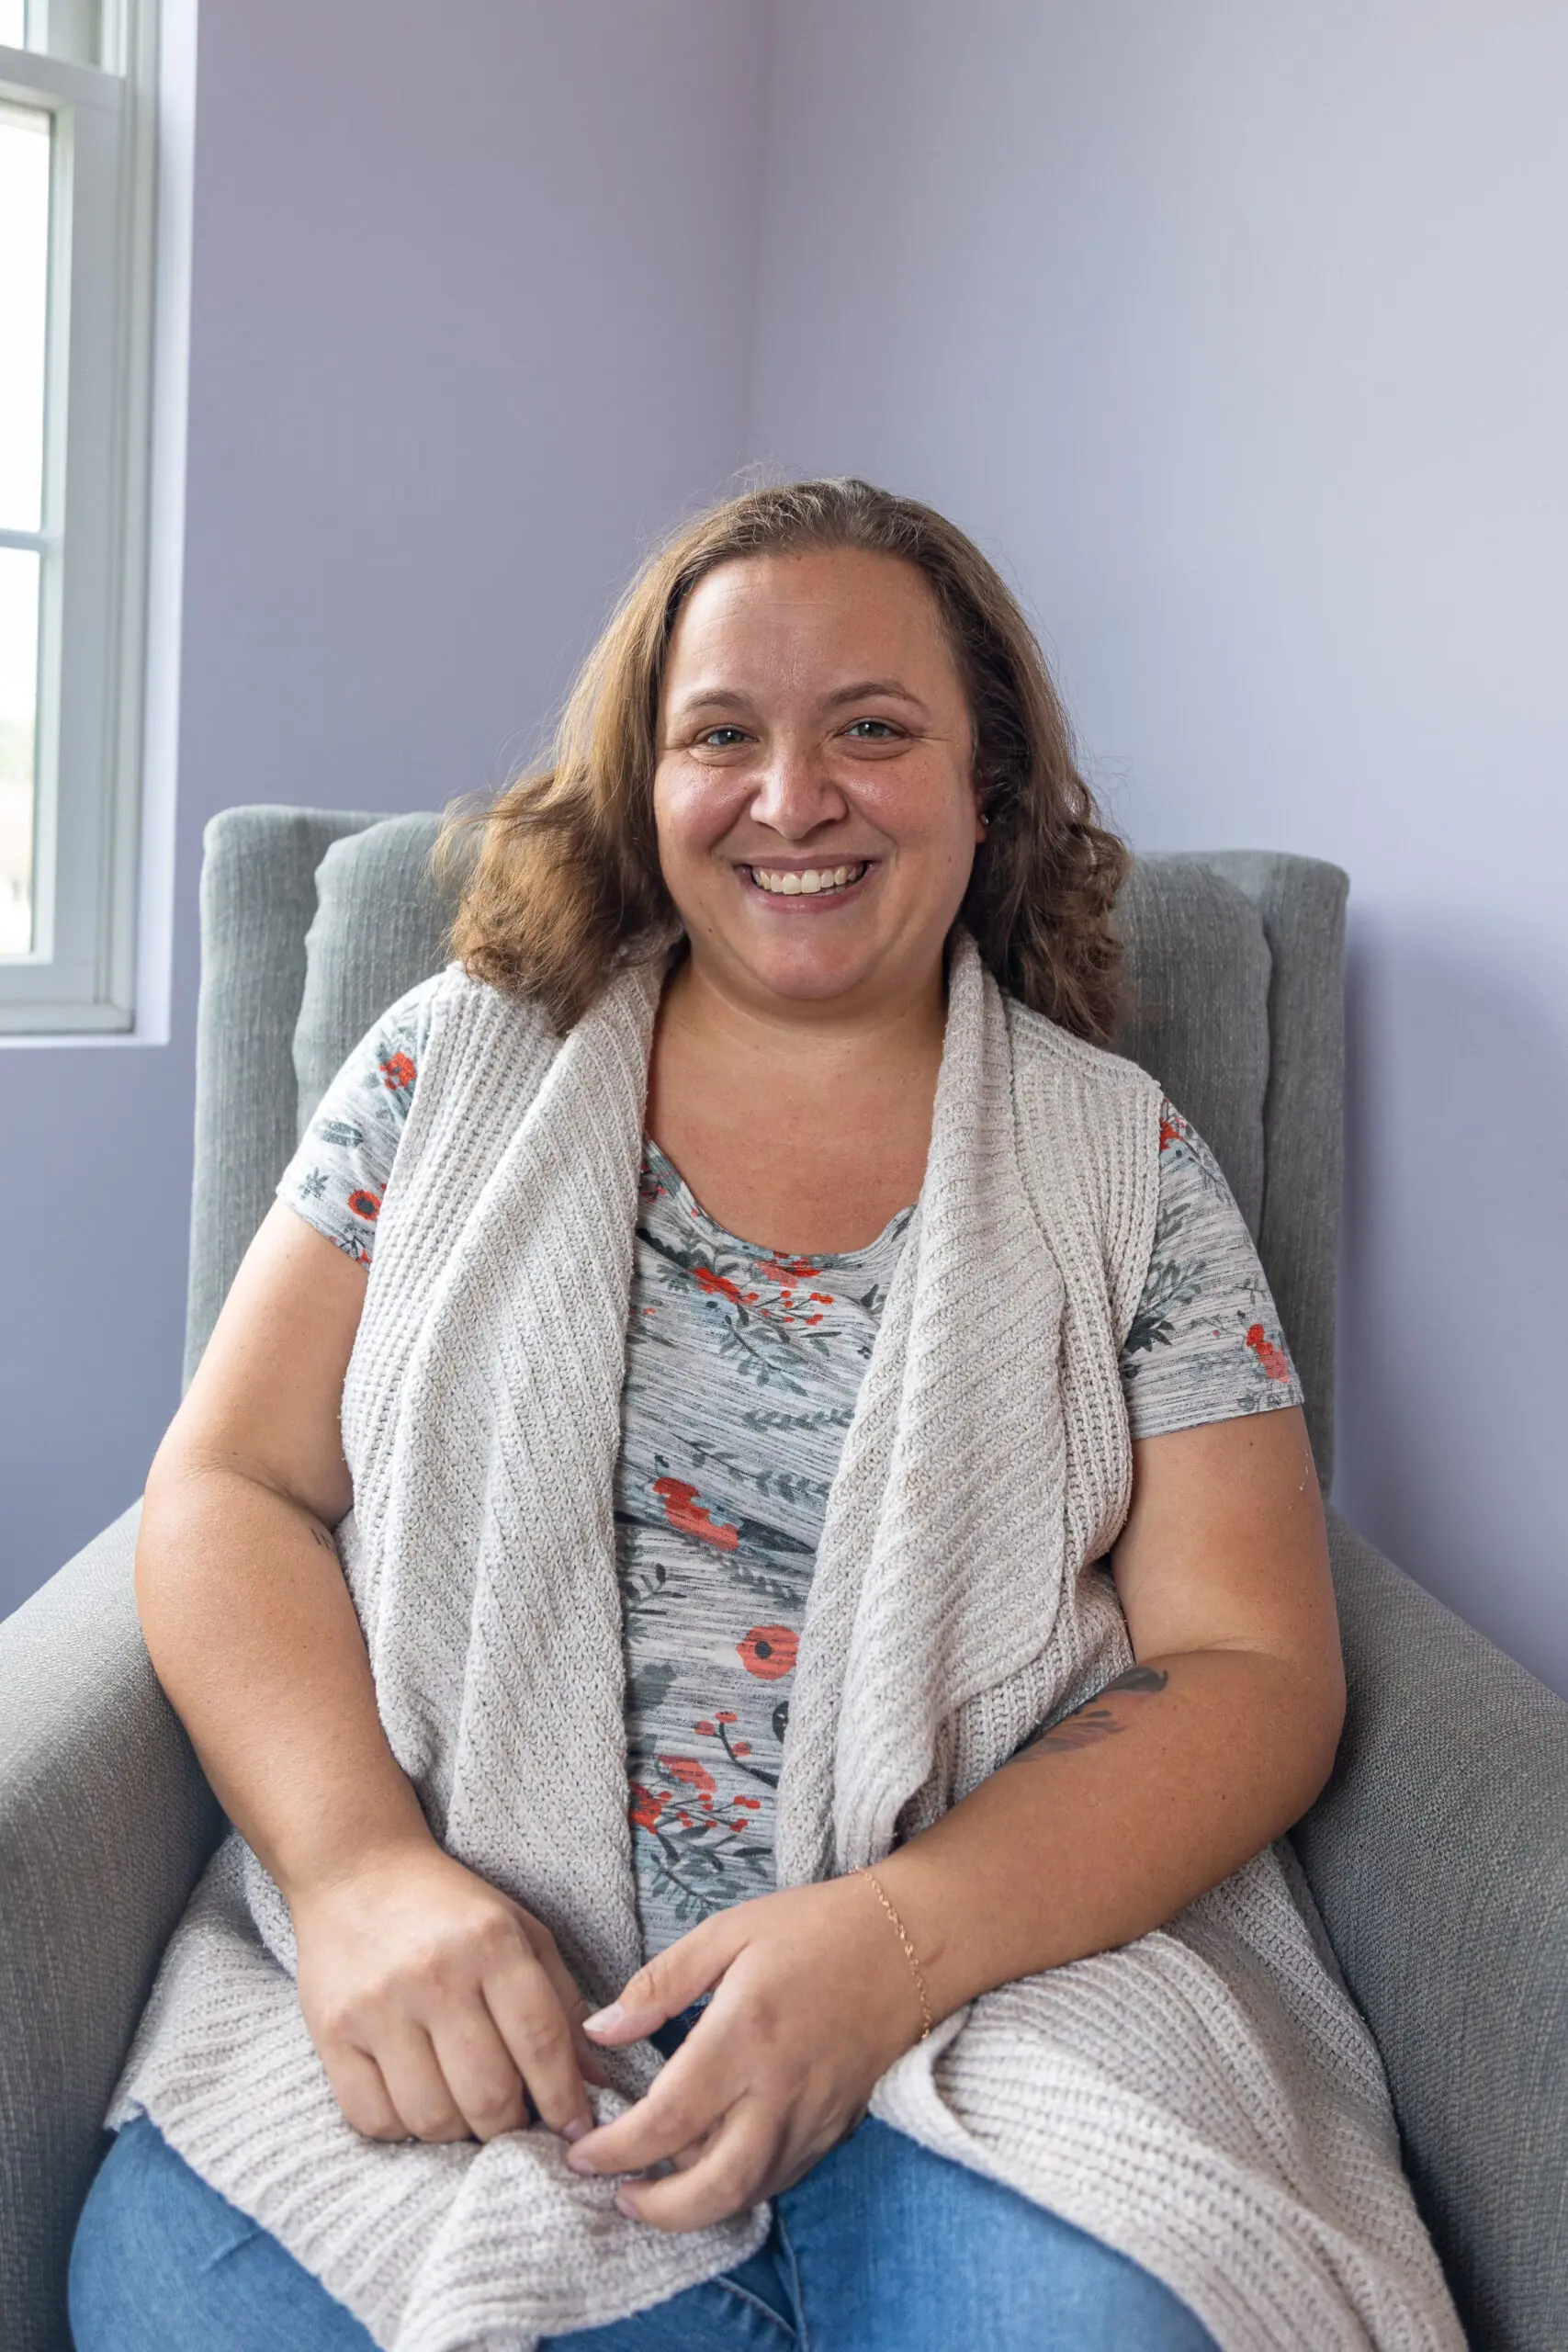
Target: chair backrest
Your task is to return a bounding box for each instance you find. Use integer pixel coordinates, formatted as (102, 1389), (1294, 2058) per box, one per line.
(185, 808), (1347, 1476)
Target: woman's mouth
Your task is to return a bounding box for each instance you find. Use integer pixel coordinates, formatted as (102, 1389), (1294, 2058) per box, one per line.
(744, 861), (869, 898)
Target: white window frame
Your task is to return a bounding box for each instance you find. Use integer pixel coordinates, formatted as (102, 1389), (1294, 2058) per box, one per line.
(0, 0), (158, 1032)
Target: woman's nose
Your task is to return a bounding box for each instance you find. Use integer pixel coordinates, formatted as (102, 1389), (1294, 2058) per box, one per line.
(748, 741), (847, 836)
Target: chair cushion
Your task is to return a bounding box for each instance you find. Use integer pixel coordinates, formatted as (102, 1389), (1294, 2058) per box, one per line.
(1114, 855), (1270, 1238)
(186, 805), (389, 1385)
(293, 813), (451, 1136)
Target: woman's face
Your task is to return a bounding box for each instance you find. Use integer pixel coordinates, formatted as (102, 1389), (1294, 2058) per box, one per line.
(652, 548), (984, 1019)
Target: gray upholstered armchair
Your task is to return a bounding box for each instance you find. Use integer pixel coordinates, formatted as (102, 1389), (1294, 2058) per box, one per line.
(4, 808), (1566, 2349)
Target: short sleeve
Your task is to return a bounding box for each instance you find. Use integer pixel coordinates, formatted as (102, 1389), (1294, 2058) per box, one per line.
(275, 977), (443, 1264)
(1120, 1102), (1304, 1441)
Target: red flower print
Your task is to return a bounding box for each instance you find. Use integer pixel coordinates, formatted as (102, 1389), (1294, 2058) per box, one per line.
(693, 1265), (759, 1306)
(694, 1720), (716, 1736)
(379, 1051), (416, 1092)
(1244, 1324), (1292, 1383)
(628, 1781), (662, 1832)
(346, 1188), (382, 1223)
(716, 1711), (738, 1724)
(659, 1755), (717, 1801)
(734, 1794), (761, 1810)
(653, 1476), (739, 1552)
(738, 1625), (797, 1680)
(1159, 1111), (1183, 1153)
(755, 1255), (821, 1283)
(732, 1741), (752, 1757)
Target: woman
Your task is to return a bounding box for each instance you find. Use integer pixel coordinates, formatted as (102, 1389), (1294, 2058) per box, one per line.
(71, 481), (1459, 2350)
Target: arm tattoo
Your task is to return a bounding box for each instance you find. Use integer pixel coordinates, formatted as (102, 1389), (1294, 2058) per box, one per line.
(309, 1522), (338, 1556)
(1017, 1666), (1168, 1759)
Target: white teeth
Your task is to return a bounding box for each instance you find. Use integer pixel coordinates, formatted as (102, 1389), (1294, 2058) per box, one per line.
(750, 863), (864, 896)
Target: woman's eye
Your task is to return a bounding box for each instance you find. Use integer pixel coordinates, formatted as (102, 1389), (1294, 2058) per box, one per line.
(697, 726), (750, 749)
(844, 718), (900, 741)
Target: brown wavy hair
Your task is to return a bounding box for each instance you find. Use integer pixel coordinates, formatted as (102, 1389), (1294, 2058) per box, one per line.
(443, 478), (1128, 1040)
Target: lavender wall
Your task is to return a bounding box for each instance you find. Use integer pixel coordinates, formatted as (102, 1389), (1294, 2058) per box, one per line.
(0, 0), (767, 1611)
(750, 0), (1568, 1689)
(8, 0), (1564, 1698)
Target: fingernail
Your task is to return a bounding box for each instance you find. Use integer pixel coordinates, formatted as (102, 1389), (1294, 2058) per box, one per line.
(562, 2118), (590, 2143)
(582, 2003), (623, 2033)
(565, 2143), (594, 2174)
(615, 2189), (640, 2221)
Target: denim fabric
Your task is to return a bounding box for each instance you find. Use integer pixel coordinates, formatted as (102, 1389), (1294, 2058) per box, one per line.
(71, 2110), (1217, 2352)
(69, 2116), (378, 2350)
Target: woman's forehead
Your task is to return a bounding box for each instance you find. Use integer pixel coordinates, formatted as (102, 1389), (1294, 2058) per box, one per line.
(663, 548), (960, 706)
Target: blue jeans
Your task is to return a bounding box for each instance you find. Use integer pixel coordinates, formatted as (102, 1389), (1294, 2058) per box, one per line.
(72, 2115), (1218, 2351)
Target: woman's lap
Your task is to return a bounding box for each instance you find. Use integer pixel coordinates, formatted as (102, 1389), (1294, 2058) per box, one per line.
(72, 2113), (1216, 2352)
(69, 2116), (377, 2351)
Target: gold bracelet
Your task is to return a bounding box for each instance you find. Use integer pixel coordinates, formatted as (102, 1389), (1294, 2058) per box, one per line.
(857, 1867), (932, 2041)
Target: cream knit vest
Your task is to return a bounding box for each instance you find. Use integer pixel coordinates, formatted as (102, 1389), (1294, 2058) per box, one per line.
(112, 936), (1461, 2352)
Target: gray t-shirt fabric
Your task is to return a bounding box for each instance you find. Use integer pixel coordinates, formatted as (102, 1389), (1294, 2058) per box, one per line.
(278, 977), (1303, 1961)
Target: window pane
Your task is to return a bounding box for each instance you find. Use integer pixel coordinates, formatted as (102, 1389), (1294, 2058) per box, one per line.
(0, 100), (51, 535)
(0, 4), (23, 44)
(0, 546), (39, 955)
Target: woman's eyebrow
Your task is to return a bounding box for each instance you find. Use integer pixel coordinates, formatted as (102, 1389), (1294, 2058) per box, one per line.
(822, 677), (931, 717)
(668, 677), (931, 721)
(670, 686), (752, 718)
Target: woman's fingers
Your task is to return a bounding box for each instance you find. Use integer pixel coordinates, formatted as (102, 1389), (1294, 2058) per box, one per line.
(425, 2003), (530, 2143)
(615, 2100), (779, 2233)
(373, 2019), (470, 2143)
(321, 2042), (402, 2142)
(582, 1917), (734, 2047)
(519, 1923), (609, 2088)
(567, 2040), (727, 2180)
(484, 1941), (595, 2139)
(294, 1849), (621, 2146)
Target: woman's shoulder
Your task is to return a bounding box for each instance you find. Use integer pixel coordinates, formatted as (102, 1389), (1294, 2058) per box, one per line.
(411, 955), (570, 1068)
(367, 968), (446, 1060)
(1002, 993), (1162, 1115)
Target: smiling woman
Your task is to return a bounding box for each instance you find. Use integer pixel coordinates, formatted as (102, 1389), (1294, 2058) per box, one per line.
(73, 481), (1462, 2352)
(446, 478), (1126, 1044)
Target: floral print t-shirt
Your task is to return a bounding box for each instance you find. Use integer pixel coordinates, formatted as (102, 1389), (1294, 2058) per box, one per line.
(277, 978), (1303, 1961)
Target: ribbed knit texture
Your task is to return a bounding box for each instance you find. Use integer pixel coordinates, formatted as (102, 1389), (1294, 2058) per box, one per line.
(111, 936), (1461, 2351)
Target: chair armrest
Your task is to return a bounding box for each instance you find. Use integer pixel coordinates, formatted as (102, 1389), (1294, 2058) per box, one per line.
(0, 1506), (221, 2352)
(1292, 1509), (1568, 2351)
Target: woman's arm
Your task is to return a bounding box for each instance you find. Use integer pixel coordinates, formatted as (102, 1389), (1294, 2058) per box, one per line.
(138, 1203), (602, 2143)
(875, 1399), (1342, 2007)
(568, 1402), (1341, 2226)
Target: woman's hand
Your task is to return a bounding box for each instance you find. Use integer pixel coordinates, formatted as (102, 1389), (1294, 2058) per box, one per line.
(291, 1837), (607, 2146)
(564, 1874), (927, 2229)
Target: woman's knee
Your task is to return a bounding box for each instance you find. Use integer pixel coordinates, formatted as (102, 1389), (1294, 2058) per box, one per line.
(69, 2116), (374, 2352)
(779, 2119), (1217, 2352)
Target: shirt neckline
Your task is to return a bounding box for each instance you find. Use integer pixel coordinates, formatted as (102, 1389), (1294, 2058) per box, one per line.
(640, 1134), (917, 1271)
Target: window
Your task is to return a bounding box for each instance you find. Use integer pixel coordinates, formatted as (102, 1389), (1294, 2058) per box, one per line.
(0, 0), (158, 1031)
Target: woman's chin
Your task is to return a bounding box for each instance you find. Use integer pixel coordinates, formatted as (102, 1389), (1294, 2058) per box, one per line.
(717, 927), (925, 1015)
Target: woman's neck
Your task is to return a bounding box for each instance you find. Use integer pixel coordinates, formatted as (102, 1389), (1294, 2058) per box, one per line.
(643, 949), (949, 1257)
(658, 947), (947, 1096)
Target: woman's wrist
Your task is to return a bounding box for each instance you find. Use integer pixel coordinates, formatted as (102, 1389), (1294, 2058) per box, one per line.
(853, 1868), (932, 2041)
(267, 1790), (436, 1910)
(863, 1844), (977, 2028)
